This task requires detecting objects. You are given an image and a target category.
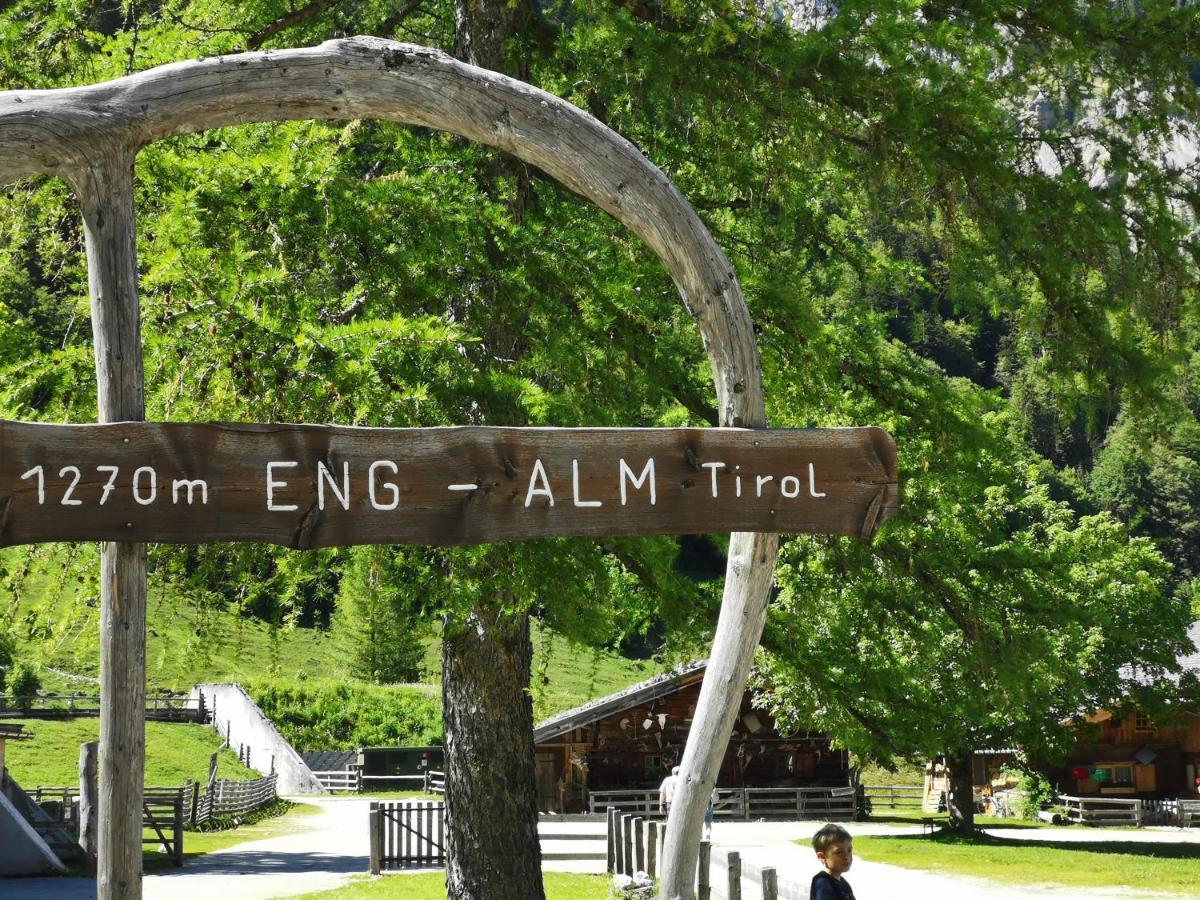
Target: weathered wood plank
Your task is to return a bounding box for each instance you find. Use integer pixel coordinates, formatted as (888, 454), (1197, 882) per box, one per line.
(0, 422), (897, 548)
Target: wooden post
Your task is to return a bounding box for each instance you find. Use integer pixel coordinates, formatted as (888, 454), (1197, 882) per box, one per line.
(73, 150), (147, 900)
(696, 840), (710, 900)
(607, 807), (617, 874)
(172, 795), (184, 867)
(634, 816), (645, 873)
(190, 781), (200, 828)
(647, 820), (658, 879)
(78, 741), (98, 876)
(613, 809), (624, 874)
(622, 813), (634, 876)
(762, 867), (777, 900)
(369, 802), (382, 875)
(726, 850), (741, 900)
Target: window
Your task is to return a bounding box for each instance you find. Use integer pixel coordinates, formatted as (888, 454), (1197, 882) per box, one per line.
(1134, 711), (1152, 732)
(1111, 766), (1133, 787)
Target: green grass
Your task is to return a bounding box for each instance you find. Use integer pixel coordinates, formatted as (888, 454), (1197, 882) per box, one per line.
(3, 718), (258, 786)
(2, 546), (358, 693)
(853, 832), (1200, 897)
(858, 760), (926, 787)
(293, 872), (611, 899)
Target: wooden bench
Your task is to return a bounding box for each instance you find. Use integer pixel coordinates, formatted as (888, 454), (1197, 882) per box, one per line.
(920, 817), (940, 837)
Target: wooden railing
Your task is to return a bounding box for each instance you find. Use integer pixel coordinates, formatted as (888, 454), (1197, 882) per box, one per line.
(425, 770), (446, 795)
(1180, 799), (1200, 827)
(0, 693), (206, 722)
(863, 784), (924, 809)
(1057, 794), (1142, 826)
(313, 769), (361, 792)
(588, 786), (856, 820)
(312, 770), (430, 793)
(29, 784), (187, 866)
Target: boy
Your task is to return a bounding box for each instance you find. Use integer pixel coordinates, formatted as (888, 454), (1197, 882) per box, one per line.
(810, 823), (855, 900)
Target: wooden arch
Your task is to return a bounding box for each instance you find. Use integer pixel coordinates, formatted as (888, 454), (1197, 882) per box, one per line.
(0, 38), (776, 898)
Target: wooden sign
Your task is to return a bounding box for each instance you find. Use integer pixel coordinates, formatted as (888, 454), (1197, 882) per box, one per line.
(0, 421), (898, 548)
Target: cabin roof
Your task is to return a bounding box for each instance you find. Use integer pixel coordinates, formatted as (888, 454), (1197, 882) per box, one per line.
(1180, 621), (1200, 676)
(533, 661), (706, 743)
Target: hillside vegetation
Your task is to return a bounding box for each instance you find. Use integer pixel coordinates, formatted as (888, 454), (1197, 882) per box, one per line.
(3, 544), (666, 738)
(3, 718), (258, 787)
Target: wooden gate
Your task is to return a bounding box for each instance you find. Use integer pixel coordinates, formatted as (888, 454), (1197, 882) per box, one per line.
(369, 801), (445, 872)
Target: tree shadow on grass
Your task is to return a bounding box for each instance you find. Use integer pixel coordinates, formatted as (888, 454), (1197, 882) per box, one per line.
(889, 830), (1200, 860)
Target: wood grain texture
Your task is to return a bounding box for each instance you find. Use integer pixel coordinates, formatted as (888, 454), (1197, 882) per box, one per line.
(0, 421), (897, 548)
(76, 153), (147, 900)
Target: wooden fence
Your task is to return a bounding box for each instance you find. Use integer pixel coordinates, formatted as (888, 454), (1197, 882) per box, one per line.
(863, 784), (924, 810)
(193, 774), (279, 823)
(589, 786), (856, 820)
(604, 813), (800, 900)
(1057, 794), (1143, 826)
(369, 801), (445, 872)
(28, 784), (186, 867)
(312, 770), (431, 793)
(0, 693), (206, 722)
(32, 773), (276, 830)
(425, 770), (446, 795)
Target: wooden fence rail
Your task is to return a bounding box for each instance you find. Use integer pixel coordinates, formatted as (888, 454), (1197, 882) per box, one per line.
(1057, 794), (1142, 826)
(32, 774), (277, 830)
(862, 785), (924, 809)
(0, 693), (207, 722)
(425, 770), (446, 795)
(369, 801), (445, 872)
(589, 786), (856, 820)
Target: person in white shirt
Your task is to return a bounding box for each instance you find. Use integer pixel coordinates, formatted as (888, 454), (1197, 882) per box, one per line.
(658, 766), (680, 815)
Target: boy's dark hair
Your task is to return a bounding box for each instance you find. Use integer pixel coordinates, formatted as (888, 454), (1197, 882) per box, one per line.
(812, 823), (852, 853)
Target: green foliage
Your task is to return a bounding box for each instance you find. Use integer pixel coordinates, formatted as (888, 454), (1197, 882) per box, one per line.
(1, 0), (1198, 790)
(1005, 766), (1057, 820)
(3, 718), (258, 786)
(338, 547), (430, 684)
(0, 629), (14, 693)
(246, 679), (443, 750)
(10, 661), (41, 707)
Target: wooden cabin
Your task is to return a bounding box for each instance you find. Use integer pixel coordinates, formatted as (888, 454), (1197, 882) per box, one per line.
(1051, 622), (1200, 800)
(531, 663), (849, 813)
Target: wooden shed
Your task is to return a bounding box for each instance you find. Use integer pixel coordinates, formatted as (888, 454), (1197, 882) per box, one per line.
(531, 663), (848, 813)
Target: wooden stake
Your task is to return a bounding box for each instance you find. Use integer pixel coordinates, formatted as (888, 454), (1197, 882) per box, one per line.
(726, 850), (741, 900)
(607, 807), (617, 874)
(647, 820), (658, 879)
(762, 866), (778, 900)
(634, 816), (645, 873)
(697, 840), (710, 900)
(78, 741), (98, 876)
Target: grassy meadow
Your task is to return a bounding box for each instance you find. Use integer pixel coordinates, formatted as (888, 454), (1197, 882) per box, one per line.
(4, 718), (258, 787)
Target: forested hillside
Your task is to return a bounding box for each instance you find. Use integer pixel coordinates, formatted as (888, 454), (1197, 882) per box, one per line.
(1, 0), (1198, 791)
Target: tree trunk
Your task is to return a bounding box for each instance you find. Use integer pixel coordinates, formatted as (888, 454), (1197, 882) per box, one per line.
(442, 603), (543, 900)
(441, 7), (544, 900)
(945, 749), (976, 833)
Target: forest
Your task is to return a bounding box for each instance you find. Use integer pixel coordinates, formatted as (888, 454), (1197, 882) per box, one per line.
(2, 0), (1200, 877)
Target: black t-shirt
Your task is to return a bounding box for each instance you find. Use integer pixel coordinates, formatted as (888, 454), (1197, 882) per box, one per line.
(810, 870), (856, 900)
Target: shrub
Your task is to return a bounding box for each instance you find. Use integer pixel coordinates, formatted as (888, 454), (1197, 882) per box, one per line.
(246, 680), (442, 750)
(11, 663), (42, 711)
(0, 631), (14, 694)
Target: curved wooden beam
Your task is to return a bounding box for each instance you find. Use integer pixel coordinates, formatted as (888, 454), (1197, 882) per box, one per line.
(0, 38), (777, 897)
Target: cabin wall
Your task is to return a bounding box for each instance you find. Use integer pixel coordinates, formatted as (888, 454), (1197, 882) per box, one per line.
(1054, 710), (1200, 800)
(534, 677), (848, 811)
